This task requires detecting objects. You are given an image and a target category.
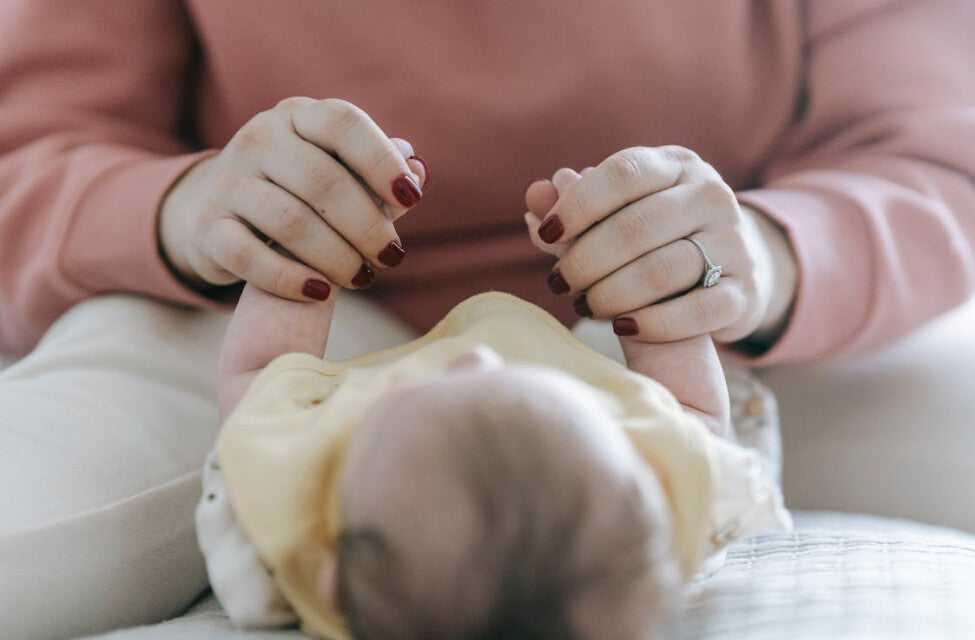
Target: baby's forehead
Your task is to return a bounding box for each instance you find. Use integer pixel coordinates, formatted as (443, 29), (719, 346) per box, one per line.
(431, 360), (600, 403)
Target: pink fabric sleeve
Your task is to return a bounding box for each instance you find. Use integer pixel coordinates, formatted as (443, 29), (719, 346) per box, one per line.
(0, 1), (228, 357)
(734, 0), (975, 365)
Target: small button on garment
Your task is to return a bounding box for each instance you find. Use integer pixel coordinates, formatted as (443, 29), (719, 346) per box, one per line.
(744, 396), (764, 419)
(710, 518), (741, 547)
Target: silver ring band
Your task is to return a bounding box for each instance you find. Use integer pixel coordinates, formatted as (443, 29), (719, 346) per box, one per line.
(686, 237), (723, 288)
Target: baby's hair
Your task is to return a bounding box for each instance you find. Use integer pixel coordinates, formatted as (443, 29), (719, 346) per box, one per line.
(336, 391), (674, 640)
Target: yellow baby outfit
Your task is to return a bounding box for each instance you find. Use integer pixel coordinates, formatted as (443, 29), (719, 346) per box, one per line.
(209, 292), (788, 639)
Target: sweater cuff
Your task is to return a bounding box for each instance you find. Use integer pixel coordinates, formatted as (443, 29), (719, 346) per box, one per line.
(60, 149), (236, 311)
(729, 188), (874, 366)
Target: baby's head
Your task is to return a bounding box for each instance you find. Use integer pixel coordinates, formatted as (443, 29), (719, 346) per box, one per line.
(324, 345), (680, 640)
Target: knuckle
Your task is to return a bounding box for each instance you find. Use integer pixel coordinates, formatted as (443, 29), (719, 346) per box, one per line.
(326, 99), (366, 134)
(660, 144), (700, 164)
(560, 250), (586, 285)
(196, 261), (225, 283)
(306, 163), (343, 201)
(640, 252), (679, 294)
(234, 125), (264, 149)
(614, 210), (652, 251)
(221, 238), (253, 274)
(696, 289), (739, 329)
(587, 285), (612, 316)
(561, 191), (589, 222)
(274, 96), (312, 112)
(265, 263), (291, 294)
(338, 251), (365, 283)
(192, 208), (218, 238)
(725, 223), (749, 251)
(646, 312), (677, 341)
(699, 180), (738, 215)
(366, 145), (402, 175)
(359, 215), (389, 247)
(235, 114), (275, 148)
(603, 150), (645, 189)
(694, 292), (719, 324)
(211, 170), (242, 198)
(275, 206), (307, 241)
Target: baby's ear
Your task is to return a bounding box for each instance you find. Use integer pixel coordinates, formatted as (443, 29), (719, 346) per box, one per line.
(317, 555), (344, 613)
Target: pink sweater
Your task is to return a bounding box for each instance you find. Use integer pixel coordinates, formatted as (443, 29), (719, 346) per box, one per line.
(1, 1), (973, 362)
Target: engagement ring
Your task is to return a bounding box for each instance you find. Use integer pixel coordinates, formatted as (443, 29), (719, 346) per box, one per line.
(686, 237), (723, 288)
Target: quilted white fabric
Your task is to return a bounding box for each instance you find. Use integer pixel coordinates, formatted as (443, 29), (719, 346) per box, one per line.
(81, 512), (975, 640)
(659, 513), (975, 640)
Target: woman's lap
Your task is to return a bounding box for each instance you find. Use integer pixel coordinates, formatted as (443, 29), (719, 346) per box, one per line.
(0, 291), (427, 639)
(0, 295), (228, 638)
(0, 291), (424, 639)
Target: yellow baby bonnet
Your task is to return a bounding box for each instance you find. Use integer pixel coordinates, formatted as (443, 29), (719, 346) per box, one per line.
(216, 291), (715, 640)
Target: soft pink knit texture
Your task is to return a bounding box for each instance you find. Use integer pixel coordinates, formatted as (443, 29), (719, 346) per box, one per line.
(1, 1), (973, 361)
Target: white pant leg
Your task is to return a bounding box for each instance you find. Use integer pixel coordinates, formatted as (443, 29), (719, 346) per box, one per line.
(0, 294), (230, 640)
(0, 290), (419, 640)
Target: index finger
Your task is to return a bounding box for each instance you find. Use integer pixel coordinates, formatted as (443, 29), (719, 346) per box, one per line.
(291, 99), (424, 214)
(536, 146), (686, 245)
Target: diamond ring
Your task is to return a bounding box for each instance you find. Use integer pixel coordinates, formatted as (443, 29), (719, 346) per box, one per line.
(686, 237), (723, 288)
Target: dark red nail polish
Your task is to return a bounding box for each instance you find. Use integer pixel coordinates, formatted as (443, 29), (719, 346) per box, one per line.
(538, 215), (564, 244)
(378, 241), (406, 267)
(352, 264), (375, 289)
(408, 155), (431, 189)
(302, 279), (331, 301)
(392, 174), (422, 207)
(573, 294), (592, 318)
(547, 269), (570, 295)
(613, 317), (639, 337)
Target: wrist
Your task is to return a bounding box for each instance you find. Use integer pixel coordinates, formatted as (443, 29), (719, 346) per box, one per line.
(741, 204), (797, 348)
(156, 156), (226, 295)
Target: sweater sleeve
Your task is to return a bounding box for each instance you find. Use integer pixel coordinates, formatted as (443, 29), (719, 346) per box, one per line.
(0, 1), (229, 358)
(734, 0), (975, 365)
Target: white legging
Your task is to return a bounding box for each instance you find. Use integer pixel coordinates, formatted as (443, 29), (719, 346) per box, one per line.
(0, 292), (422, 640)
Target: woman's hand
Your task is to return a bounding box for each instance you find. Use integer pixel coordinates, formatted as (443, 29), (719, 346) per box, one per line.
(159, 97), (429, 301)
(524, 146), (795, 345)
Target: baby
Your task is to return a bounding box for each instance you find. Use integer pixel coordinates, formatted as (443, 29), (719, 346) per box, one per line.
(196, 281), (790, 640)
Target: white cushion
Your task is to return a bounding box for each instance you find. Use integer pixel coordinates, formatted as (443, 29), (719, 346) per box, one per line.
(758, 299), (975, 531)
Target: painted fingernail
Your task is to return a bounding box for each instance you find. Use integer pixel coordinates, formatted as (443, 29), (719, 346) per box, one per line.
(378, 241), (406, 267)
(352, 264), (375, 289)
(408, 155), (431, 188)
(538, 215), (564, 244)
(302, 279), (331, 301)
(547, 269), (570, 295)
(392, 174), (422, 207)
(572, 294), (592, 318)
(613, 317), (639, 337)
